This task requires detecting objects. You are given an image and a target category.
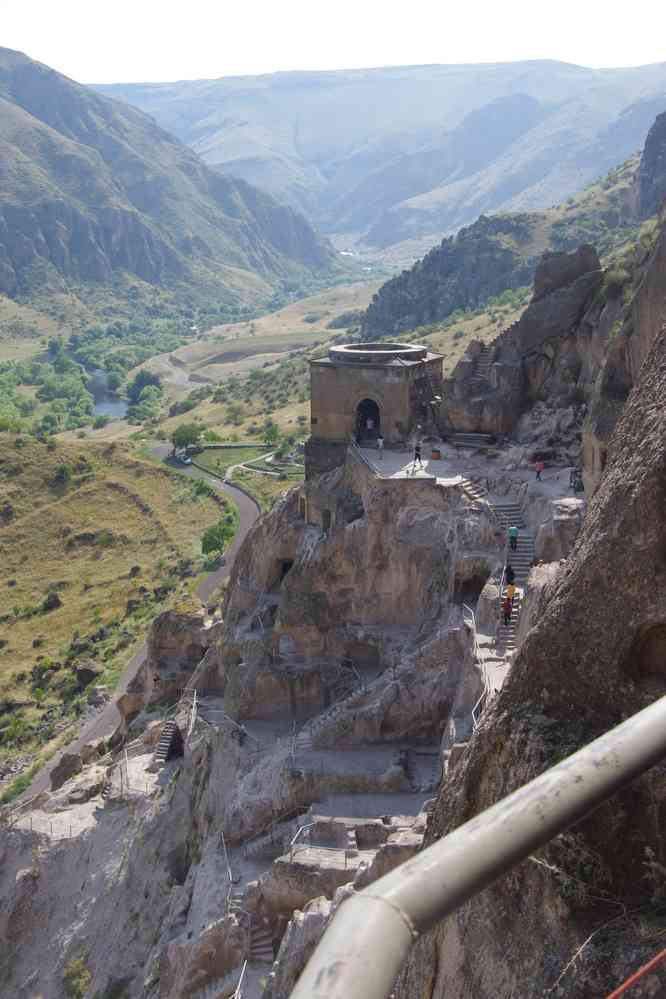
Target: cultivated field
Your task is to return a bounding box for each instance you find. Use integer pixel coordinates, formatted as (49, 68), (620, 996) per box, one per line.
(142, 280), (381, 395)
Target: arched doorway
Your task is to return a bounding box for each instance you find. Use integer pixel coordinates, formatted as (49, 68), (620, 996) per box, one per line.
(356, 399), (380, 443)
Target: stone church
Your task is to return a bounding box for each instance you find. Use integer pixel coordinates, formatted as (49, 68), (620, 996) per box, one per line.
(305, 341), (444, 477)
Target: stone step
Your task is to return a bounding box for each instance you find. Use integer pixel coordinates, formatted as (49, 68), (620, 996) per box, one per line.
(250, 927), (274, 963)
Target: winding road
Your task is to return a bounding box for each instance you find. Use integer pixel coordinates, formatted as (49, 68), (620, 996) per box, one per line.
(16, 448), (261, 802)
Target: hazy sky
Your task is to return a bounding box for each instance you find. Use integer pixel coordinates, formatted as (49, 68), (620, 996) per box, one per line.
(4, 0), (666, 84)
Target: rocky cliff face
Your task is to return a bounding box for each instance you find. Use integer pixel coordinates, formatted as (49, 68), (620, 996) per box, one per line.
(439, 210), (666, 494)
(220, 449), (502, 682)
(583, 210), (666, 490)
(440, 244), (604, 443)
(361, 214), (538, 337)
(361, 112), (666, 339)
(638, 111), (666, 219)
(0, 47), (334, 304)
(394, 322), (666, 998)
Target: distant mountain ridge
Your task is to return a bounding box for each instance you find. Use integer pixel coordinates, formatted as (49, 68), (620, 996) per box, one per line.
(97, 61), (666, 252)
(360, 114), (666, 338)
(0, 47), (334, 311)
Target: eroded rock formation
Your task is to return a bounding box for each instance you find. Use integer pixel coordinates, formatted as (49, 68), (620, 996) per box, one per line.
(394, 322), (666, 998)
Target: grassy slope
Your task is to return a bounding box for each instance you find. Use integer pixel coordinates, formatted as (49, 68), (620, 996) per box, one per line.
(229, 467), (303, 513)
(194, 447), (269, 476)
(0, 435), (230, 774)
(418, 296), (531, 372)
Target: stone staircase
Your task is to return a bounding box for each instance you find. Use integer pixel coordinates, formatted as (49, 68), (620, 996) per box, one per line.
(491, 499), (535, 653)
(294, 728), (313, 752)
(460, 476), (488, 502)
(227, 883), (245, 913)
(498, 590), (522, 652)
(469, 344), (493, 391)
(449, 432), (496, 450)
(153, 719), (177, 767)
(492, 501), (534, 586)
(249, 922), (274, 964)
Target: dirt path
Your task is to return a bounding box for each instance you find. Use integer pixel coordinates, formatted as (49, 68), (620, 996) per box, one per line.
(17, 448), (260, 802)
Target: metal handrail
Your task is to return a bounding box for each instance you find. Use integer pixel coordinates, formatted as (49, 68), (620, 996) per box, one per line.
(289, 696), (666, 999)
(289, 822), (315, 862)
(186, 690), (198, 741)
(240, 804), (311, 858)
(233, 960), (248, 999)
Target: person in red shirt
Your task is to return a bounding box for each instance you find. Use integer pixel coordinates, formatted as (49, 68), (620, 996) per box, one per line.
(535, 459), (545, 481)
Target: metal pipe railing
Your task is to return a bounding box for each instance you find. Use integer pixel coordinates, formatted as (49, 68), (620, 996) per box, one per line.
(233, 960), (248, 999)
(289, 696), (666, 999)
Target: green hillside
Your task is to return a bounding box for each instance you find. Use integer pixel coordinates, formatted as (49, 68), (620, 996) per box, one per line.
(0, 47), (338, 329)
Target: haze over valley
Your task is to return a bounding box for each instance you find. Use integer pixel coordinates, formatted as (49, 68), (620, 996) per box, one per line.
(2, 14), (666, 999)
(100, 60), (666, 260)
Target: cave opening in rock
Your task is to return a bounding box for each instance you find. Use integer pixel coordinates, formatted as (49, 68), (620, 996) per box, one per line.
(280, 559), (294, 581)
(628, 623), (666, 680)
(356, 398), (380, 442)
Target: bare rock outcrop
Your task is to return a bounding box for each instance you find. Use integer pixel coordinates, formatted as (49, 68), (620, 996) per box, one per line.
(639, 111), (666, 219)
(441, 244), (602, 437)
(137, 606), (212, 705)
(220, 449), (500, 724)
(395, 323), (666, 998)
(583, 214), (666, 491)
(534, 497), (585, 562)
(49, 752), (82, 791)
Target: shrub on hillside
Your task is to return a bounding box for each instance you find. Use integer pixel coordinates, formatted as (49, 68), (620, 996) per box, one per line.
(603, 267), (631, 298)
(63, 957), (91, 999)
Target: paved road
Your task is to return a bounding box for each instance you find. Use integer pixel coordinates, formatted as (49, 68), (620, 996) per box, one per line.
(16, 448), (260, 802)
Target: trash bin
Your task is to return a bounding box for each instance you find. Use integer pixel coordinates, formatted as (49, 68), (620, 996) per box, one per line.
(431, 448), (441, 460)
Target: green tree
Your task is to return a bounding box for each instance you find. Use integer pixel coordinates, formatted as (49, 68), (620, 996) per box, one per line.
(126, 370), (161, 404)
(53, 463), (72, 486)
(262, 419), (280, 445)
(227, 402), (245, 426)
(201, 518), (235, 555)
(171, 422), (202, 453)
(63, 957), (91, 999)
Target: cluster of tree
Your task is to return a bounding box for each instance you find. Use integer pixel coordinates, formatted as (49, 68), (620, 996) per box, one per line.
(0, 340), (95, 435)
(125, 370), (163, 423)
(67, 317), (193, 377)
(201, 511), (237, 556)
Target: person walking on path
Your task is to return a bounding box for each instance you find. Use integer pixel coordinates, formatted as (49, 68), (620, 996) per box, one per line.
(505, 564), (515, 585)
(509, 525), (519, 551)
(412, 441), (423, 472)
(506, 581), (517, 604)
(503, 595), (513, 627)
(377, 435), (384, 460)
(535, 459), (545, 481)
